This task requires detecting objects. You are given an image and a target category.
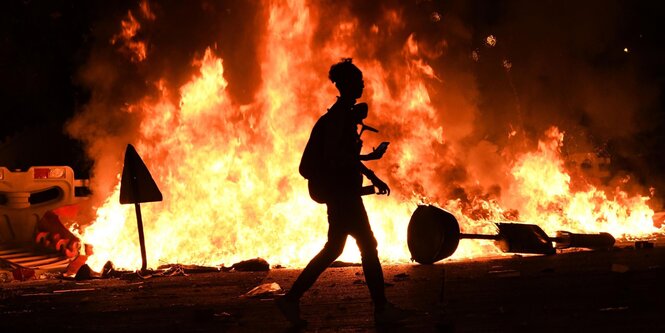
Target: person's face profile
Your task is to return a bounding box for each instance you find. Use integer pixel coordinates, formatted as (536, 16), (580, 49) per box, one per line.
(344, 76), (364, 99)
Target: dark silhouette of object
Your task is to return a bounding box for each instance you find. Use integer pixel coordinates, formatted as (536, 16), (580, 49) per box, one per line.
(408, 205), (616, 264)
(119, 144), (163, 272)
(277, 59), (409, 327)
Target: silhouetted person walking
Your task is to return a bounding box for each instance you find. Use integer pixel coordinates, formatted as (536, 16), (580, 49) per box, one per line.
(277, 58), (409, 327)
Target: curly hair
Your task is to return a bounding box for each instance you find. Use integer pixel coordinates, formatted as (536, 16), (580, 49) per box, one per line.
(328, 58), (362, 84)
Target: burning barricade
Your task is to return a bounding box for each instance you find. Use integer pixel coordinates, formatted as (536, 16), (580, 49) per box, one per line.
(4, 2), (665, 277)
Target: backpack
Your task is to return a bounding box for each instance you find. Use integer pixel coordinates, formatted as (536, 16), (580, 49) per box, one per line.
(299, 118), (329, 203)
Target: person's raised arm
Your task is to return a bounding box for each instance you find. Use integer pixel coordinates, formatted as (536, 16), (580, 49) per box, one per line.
(360, 142), (389, 161)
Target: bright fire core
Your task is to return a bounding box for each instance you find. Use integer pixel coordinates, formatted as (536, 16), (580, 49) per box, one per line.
(73, 1), (663, 271)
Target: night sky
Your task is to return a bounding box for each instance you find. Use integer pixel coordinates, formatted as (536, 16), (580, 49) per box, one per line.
(0, 0), (114, 174)
(1, 0), (664, 207)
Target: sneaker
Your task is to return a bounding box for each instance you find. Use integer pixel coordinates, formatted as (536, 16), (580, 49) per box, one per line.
(276, 296), (307, 327)
(374, 302), (413, 325)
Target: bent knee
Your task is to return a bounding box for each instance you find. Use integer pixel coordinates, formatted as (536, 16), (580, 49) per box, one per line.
(322, 241), (345, 259)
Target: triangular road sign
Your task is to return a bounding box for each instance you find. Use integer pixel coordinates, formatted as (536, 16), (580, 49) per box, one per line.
(119, 144), (163, 204)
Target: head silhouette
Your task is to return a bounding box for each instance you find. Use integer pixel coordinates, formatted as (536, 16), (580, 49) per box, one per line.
(329, 58), (364, 99)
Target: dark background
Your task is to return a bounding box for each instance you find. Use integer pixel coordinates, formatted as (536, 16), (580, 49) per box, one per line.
(0, 1), (99, 173)
(1, 0), (664, 206)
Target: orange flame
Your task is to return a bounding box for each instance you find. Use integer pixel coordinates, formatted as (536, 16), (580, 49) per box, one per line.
(75, 1), (662, 271)
(506, 127), (657, 238)
(111, 11), (147, 62)
(139, 0), (155, 21)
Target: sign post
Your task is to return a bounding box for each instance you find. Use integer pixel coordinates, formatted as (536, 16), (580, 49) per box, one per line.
(119, 144), (163, 272)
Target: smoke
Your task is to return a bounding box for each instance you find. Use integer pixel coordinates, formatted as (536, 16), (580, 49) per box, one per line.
(468, 0), (662, 207)
(65, 1), (265, 216)
(67, 0), (662, 229)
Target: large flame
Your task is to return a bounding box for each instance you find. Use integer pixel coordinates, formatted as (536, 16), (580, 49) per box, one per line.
(73, 1), (662, 270)
(506, 127), (656, 238)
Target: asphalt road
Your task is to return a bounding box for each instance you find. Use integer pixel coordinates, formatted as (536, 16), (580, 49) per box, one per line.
(1, 245), (664, 332)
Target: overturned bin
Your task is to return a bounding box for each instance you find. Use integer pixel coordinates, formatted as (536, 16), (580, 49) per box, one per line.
(407, 205), (615, 264)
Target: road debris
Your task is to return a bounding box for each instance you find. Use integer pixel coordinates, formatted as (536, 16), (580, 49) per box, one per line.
(223, 258), (270, 272)
(330, 261), (361, 267)
(74, 264), (97, 280)
(635, 241), (654, 249)
(0, 270), (12, 282)
(243, 282), (282, 298)
(393, 272), (410, 281)
(158, 263), (219, 274)
(12, 267), (36, 281)
(64, 254), (89, 278)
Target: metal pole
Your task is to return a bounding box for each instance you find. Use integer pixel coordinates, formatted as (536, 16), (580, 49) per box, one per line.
(460, 233), (500, 241)
(134, 203), (147, 272)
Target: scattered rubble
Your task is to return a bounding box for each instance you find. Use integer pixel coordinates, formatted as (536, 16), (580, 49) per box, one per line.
(223, 258), (270, 272)
(158, 263), (220, 274)
(74, 264), (97, 280)
(12, 268), (36, 281)
(64, 256), (89, 278)
(243, 282), (282, 298)
(330, 261), (361, 267)
(635, 241), (654, 249)
(393, 272), (410, 281)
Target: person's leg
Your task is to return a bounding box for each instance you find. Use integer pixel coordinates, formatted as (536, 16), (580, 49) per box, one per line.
(284, 231), (346, 300)
(344, 197), (388, 307)
(347, 197), (413, 324)
(278, 202), (348, 325)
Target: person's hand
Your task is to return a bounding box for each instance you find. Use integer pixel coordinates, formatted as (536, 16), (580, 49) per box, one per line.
(369, 175), (390, 196)
(364, 143), (388, 160)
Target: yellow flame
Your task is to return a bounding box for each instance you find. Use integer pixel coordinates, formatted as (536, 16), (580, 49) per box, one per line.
(77, 1), (662, 271)
(506, 127), (657, 238)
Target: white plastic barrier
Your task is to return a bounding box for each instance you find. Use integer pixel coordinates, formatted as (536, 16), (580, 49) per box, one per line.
(0, 166), (89, 243)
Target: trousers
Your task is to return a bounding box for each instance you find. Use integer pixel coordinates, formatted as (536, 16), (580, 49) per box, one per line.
(286, 195), (387, 307)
